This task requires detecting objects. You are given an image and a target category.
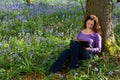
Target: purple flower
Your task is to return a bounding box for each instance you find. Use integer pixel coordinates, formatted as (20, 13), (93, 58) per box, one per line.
(93, 67), (98, 72)
(59, 74), (65, 79)
(29, 53), (33, 58)
(25, 33), (31, 39)
(6, 49), (10, 54)
(8, 2), (20, 10)
(88, 62), (92, 67)
(57, 32), (64, 37)
(10, 56), (13, 62)
(105, 57), (109, 63)
(22, 19), (27, 23)
(48, 55), (54, 60)
(17, 57), (21, 61)
(5, 28), (9, 32)
(58, 0), (62, 3)
(0, 51), (2, 55)
(25, 33), (31, 45)
(18, 15), (25, 20)
(0, 43), (2, 46)
(112, 14), (117, 19)
(108, 71), (114, 76)
(13, 53), (18, 57)
(29, 5), (34, 9)
(26, 40), (30, 45)
(49, 28), (53, 33)
(74, 72), (78, 76)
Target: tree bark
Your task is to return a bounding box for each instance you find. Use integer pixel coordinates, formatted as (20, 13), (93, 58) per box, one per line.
(117, 0), (120, 2)
(26, 0), (32, 4)
(86, 0), (117, 55)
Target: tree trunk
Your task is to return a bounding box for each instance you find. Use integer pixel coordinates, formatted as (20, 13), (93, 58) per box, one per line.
(86, 0), (117, 55)
(26, 0), (32, 4)
(117, 0), (120, 2)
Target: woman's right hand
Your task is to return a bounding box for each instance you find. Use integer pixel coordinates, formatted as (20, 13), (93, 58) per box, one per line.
(85, 48), (91, 51)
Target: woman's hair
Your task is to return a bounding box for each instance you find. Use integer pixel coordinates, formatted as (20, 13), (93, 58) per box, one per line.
(83, 14), (102, 35)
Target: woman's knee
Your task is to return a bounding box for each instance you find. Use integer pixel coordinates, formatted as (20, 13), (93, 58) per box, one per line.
(59, 49), (70, 57)
(70, 40), (79, 47)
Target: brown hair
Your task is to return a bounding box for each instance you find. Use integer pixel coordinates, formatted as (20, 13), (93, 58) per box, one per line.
(83, 14), (102, 35)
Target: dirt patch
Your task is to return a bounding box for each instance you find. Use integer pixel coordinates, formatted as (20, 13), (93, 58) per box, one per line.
(25, 73), (41, 80)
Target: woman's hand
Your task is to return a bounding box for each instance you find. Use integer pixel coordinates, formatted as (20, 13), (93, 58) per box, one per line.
(85, 48), (91, 51)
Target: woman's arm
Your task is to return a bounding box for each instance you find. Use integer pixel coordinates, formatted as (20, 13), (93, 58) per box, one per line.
(86, 33), (102, 53)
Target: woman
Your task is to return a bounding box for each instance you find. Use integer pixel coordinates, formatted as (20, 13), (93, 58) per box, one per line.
(50, 14), (102, 74)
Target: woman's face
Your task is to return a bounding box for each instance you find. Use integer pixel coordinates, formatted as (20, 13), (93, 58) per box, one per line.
(86, 20), (94, 29)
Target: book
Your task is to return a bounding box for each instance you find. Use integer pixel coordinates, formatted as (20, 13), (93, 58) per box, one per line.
(78, 41), (90, 48)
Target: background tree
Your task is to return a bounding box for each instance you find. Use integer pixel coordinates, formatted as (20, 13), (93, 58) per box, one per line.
(25, 0), (32, 4)
(117, 0), (120, 2)
(86, 0), (119, 55)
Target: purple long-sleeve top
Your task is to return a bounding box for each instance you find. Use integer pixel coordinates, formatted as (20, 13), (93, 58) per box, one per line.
(77, 31), (102, 53)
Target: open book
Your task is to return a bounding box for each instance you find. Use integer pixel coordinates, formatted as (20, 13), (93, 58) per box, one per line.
(78, 41), (90, 48)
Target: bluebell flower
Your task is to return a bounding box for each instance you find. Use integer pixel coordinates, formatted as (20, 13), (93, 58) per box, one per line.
(10, 56), (13, 62)
(17, 57), (21, 61)
(19, 15), (25, 20)
(49, 28), (53, 33)
(59, 74), (65, 80)
(36, 35), (40, 42)
(26, 40), (30, 45)
(74, 72), (78, 76)
(58, 0), (62, 3)
(22, 19), (27, 23)
(0, 50), (2, 55)
(105, 57), (109, 63)
(8, 9), (12, 12)
(108, 71), (114, 76)
(5, 28), (9, 32)
(35, 4), (39, 8)
(70, 23), (74, 28)
(8, 19), (14, 23)
(29, 53), (33, 58)
(13, 53), (18, 57)
(6, 49), (10, 54)
(48, 55), (54, 60)
(0, 43), (2, 47)
(50, 55), (54, 59)
(8, 2), (20, 10)
(41, 5), (47, 13)
(93, 67), (98, 72)
(57, 32), (64, 37)
(88, 62), (92, 67)
(116, 2), (120, 7)
(29, 5), (34, 9)
(25, 33), (31, 45)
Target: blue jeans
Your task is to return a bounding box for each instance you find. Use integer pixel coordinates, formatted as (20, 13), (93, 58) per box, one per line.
(50, 40), (93, 73)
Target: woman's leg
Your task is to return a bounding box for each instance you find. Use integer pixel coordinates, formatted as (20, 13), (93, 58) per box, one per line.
(50, 49), (70, 73)
(78, 47), (93, 60)
(69, 40), (80, 69)
(69, 40), (93, 69)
